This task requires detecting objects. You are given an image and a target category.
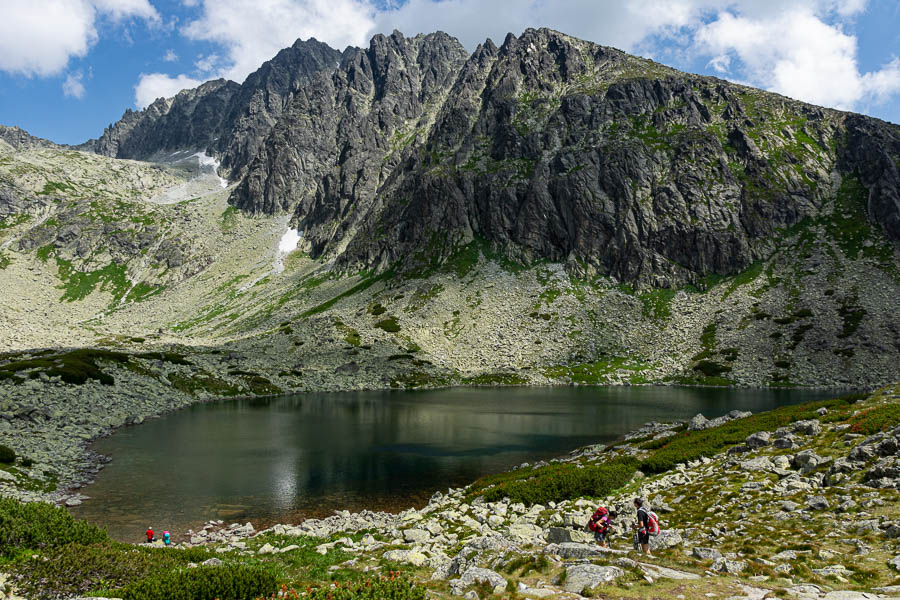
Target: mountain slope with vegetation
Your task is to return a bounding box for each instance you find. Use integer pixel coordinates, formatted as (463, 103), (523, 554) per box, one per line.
(0, 28), (899, 504)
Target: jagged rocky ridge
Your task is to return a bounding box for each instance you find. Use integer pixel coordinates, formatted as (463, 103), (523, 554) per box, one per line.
(80, 28), (900, 287)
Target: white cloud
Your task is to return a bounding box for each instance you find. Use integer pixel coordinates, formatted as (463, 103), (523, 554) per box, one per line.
(163, 49), (178, 62)
(182, 0), (376, 84)
(194, 53), (221, 75)
(861, 57), (900, 104)
(63, 70), (87, 99)
(91, 0), (159, 23)
(693, 6), (898, 110)
(0, 0), (159, 77)
(134, 72), (203, 108)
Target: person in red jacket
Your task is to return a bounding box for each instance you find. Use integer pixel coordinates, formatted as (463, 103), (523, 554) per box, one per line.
(146, 527), (154, 543)
(587, 507), (617, 547)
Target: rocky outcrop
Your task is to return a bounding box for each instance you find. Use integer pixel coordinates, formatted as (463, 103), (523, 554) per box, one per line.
(225, 28), (899, 287)
(0, 125), (61, 151)
(79, 79), (241, 160)
(78, 40), (343, 179)
(212, 38), (344, 179)
(68, 28), (899, 287)
(230, 30), (469, 224)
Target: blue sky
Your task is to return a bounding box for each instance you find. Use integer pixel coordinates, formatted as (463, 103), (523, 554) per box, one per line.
(1, 0), (899, 146)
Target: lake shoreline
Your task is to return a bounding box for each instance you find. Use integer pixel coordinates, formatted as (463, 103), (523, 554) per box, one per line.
(0, 363), (861, 514)
(64, 386), (845, 542)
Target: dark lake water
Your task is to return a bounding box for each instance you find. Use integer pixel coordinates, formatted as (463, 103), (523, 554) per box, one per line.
(69, 386), (838, 542)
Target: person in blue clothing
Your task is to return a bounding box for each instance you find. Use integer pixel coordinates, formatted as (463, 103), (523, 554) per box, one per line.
(163, 530), (170, 546)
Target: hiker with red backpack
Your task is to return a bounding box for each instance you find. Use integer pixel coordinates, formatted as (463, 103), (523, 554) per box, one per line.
(587, 506), (617, 547)
(632, 498), (660, 556)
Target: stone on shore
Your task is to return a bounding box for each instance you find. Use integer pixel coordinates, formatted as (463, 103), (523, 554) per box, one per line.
(563, 564), (625, 593)
(449, 567), (506, 596)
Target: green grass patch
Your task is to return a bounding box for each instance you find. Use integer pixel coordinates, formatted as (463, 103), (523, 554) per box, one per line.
(543, 356), (649, 384)
(375, 316), (401, 333)
(462, 373), (528, 386)
(638, 288), (675, 320)
(37, 181), (74, 196)
(838, 298), (866, 339)
(389, 371), (449, 389)
(303, 575), (426, 600)
(722, 262), (763, 299)
(10, 540), (215, 599)
(468, 457), (638, 505)
(220, 205), (239, 232)
(301, 272), (390, 318)
(334, 319), (361, 346)
(0, 213), (30, 230)
(0, 497), (108, 559)
(166, 373), (242, 397)
(0, 348), (132, 385)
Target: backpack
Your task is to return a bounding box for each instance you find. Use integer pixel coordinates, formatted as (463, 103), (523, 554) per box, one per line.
(638, 507), (661, 536)
(586, 506), (608, 532)
(648, 511), (660, 536)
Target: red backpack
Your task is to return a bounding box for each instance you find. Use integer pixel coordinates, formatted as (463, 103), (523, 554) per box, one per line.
(638, 507), (661, 536)
(649, 511), (660, 535)
(587, 506), (609, 532)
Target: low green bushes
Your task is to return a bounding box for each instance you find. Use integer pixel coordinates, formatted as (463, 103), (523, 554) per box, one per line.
(0, 497), (108, 557)
(375, 316), (401, 333)
(122, 564), (278, 600)
(470, 458), (638, 505)
(12, 542), (208, 598)
(0, 444), (15, 463)
(639, 394), (863, 474)
(304, 575), (426, 600)
(849, 404), (900, 435)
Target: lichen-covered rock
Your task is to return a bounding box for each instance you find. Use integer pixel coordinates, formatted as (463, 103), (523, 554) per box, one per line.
(449, 567), (506, 596)
(649, 530), (683, 551)
(563, 564), (624, 593)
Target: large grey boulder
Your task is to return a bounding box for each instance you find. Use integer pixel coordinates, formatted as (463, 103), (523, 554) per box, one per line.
(506, 522), (543, 542)
(692, 547), (722, 560)
(402, 528), (430, 543)
(792, 419), (822, 436)
(792, 450), (825, 473)
(563, 564), (624, 593)
(546, 542), (602, 559)
(688, 414), (709, 431)
(807, 495), (830, 510)
(712, 557), (746, 574)
(649, 530), (683, 551)
(745, 431), (771, 448)
(449, 567), (506, 596)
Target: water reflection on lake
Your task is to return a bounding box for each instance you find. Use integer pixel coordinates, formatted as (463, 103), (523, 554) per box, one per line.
(70, 385), (837, 541)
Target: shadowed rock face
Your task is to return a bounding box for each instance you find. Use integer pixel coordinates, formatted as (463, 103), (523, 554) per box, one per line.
(79, 38), (343, 177)
(81, 28), (900, 286)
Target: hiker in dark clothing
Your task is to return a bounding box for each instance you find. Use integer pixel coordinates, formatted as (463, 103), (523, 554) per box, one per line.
(633, 498), (653, 557)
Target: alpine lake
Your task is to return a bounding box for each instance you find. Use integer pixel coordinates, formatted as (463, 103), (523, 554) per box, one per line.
(69, 386), (839, 542)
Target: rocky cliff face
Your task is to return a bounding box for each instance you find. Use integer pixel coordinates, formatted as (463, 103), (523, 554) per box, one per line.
(80, 39), (343, 180)
(0, 125), (61, 152)
(226, 28), (899, 287)
(76, 28), (899, 286)
(79, 79), (241, 160)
